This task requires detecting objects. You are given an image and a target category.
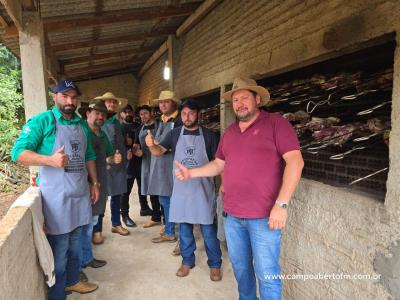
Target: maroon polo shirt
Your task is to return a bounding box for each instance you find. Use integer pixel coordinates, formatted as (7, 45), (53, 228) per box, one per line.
(216, 111), (300, 218)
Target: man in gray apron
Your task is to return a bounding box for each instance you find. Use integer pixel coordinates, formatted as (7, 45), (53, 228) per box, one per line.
(132, 105), (162, 227)
(145, 91), (182, 243)
(11, 80), (99, 299)
(146, 99), (222, 281)
(94, 92), (130, 236)
(78, 101), (122, 280)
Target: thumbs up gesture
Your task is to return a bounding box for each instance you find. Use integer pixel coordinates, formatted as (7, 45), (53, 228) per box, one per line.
(174, 160), (191, 181)
(50, 145), (69, 168)
(114, 149), (122, 164)
(145, 130), (155, 147)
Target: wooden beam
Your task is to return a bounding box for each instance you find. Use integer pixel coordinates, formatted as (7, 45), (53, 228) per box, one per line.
(20, 0), (36, 11)
(176, 0), (222, 37)
(52, 28), (174, 52)
(0, 15), (8, 27)
(65, 56), (147, 73)
(44, 4), (199, 32)
(72, 67), (138, 82)
(0, 0), (23, 30)
(44, 34), (60, 80)
(60, 47), (155, 65)
(138, 41), (168, 77)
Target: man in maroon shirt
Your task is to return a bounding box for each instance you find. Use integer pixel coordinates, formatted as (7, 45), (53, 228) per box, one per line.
(175, 78), (304, 300)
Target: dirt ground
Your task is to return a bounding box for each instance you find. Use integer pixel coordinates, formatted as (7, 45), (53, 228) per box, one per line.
(0, 185), (29, 220)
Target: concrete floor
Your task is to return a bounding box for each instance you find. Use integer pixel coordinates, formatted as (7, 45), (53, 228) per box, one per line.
(70, 188), (238, 300)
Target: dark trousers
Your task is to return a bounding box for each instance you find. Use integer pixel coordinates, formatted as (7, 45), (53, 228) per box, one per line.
(120, 175), (149, 215)
(150, 195), (161, 222)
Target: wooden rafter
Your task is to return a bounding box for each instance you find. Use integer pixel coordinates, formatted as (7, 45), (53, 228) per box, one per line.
(44, 3), (200, 32)
(65, 56), (147, 73)
(72, 67), (139, 82)
(60, 47), (155, 65)
(138, 41), (168, 77)
(52, 28), (175, 52)
(0, 0), (23, 30)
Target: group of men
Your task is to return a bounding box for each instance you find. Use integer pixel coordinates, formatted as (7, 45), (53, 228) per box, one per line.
(11, 76), (304, 300)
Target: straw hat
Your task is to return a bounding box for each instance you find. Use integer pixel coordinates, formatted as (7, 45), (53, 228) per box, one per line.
(223, 78), (270, 106)
(94, 92), (128, 109)
(152, 90), (181, 105)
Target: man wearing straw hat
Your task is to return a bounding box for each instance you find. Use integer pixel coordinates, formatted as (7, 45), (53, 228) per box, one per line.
(146, 90), (182, 244)
(175, 78), (304, 300)
(93, 92), (130, 238)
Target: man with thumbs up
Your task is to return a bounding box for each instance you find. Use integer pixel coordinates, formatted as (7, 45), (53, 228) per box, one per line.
(12, 80), (100, 299)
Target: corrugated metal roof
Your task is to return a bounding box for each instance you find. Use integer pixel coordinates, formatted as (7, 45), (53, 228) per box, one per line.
(0, 0), (203, 80)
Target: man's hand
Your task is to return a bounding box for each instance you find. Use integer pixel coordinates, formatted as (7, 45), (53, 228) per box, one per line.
(127, 149), (133, 160)
(90, 184), (100, 204)
(145, 130), (155, 147)
(114, 150), (122, 164)
(268, 204), (288, 230)
(174, 160), (191, 181)
(49, 145), (69, 168)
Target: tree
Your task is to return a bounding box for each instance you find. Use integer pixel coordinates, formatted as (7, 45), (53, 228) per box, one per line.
(0, 45), (24, 161)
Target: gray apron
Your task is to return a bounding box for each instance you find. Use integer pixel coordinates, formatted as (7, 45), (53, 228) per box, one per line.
(91, 132), (108, 216)
(147, 120), (176, 197)
(169, 127), (215, 224)
(138, 121), (159, 195)
(102, 117), (127, 196)
(40, 113), (91, 235)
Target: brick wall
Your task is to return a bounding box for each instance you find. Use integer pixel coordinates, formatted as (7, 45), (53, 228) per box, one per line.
(78, 73), (139, 106)
(138, 53), (169, 105)
(139, 0), (400, 298)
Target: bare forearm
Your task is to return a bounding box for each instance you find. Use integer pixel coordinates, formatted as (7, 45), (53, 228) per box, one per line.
(17, 150), (52, 166)
(86, 160), (98, 183)
(190, 159), (225, 178)
(276, 158), (304, 203)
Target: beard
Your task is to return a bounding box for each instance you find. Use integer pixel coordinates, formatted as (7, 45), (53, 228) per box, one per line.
(59, 104), (76, 115)
(235, 108), (257, 121)
(124, 116), (134, 123)
(184, 120), (198, 128)
(95, 119), (105, 127)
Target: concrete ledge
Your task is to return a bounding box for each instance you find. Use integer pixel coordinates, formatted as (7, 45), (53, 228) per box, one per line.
(0, 195), (46, 299)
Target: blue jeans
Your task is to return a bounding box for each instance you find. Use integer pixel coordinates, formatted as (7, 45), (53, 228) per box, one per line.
(79, 215), (99, 268)
(225, 215), (282, 300)
(179, 223), (222, 268)
(110, 195), (122, 226)
(93, 214), (104, 233)
(158, 196), (175, 237)
(47, 226), (83, 300)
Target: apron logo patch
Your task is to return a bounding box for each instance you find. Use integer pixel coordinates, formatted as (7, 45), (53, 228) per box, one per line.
(185, 146), (195, 157)
(70, 140), (80, 153)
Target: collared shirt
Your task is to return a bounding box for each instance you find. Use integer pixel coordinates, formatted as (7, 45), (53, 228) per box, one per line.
(88, 125), (114, 157)
(161, 110), (179, 123)
(11, 107), (96, 162)
(216, 111), (300, 219)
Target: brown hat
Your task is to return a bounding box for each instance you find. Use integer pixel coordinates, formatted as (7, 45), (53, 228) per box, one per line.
(223, 77), (270, 106)
(78, 100), (109, 119)
(94, 92), (128, 109)
(152, 90), (181, 105)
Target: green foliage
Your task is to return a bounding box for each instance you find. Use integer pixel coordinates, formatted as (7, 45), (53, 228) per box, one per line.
(0, 45), (24, 161)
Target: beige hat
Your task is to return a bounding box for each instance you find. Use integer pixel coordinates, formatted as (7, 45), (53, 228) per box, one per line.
(223, 77), (270, 106)
(152, 90), (181, 105)
(94, 92), (128, 109)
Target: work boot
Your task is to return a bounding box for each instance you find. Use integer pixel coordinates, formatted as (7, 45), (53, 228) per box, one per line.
(210, 268), (222, 281)
(111, 225), (130, 236)
(143, 220), (162, 228)
(83, 258), (107, 268)
(151, 235), (176, 243)
(65, 281), (98, 294)
(92, 232), (104, 245)
(171, 241), (180, 256)
(121, 215), (137, 227)
(176, 264), (194, 277)
(140, 208), (153, 216)
(80, 271), (88, 283)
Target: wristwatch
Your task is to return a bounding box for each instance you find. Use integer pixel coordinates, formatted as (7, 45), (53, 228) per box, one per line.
(275, 200), (288, 209)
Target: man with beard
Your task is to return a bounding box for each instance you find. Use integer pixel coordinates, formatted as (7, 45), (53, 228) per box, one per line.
(11, 80), (100, 299)
(132, 105), (162, 228)
(78, 100), (122, 280)
(146, 99), (222, 280)
(175, 78), (304, 300)
(146, 91), (182, 244)
(93, 92), (130, 237)
(119, 104), (153, 227)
